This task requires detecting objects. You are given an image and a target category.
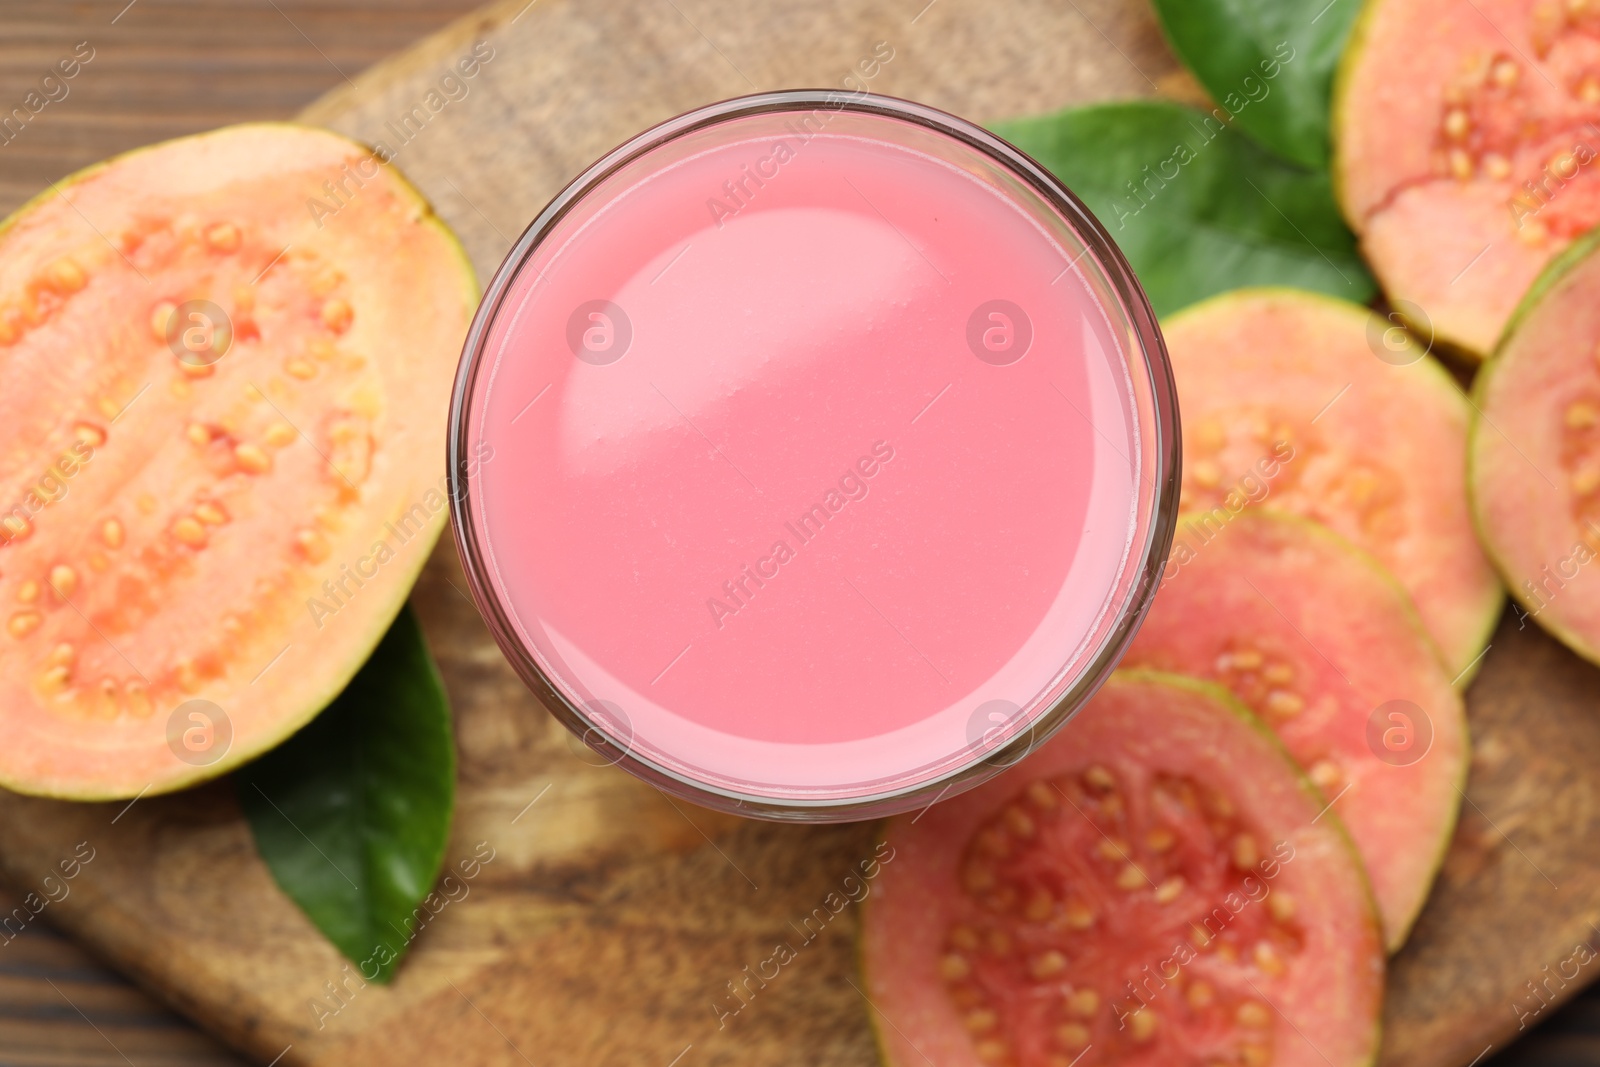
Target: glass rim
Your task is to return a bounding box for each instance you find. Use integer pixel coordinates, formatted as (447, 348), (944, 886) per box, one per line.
(447, 89), (1182, 823)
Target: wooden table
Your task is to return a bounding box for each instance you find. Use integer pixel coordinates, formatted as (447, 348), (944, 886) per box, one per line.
(0, 1), (1598, 1065)
(0, 0), (491, 217)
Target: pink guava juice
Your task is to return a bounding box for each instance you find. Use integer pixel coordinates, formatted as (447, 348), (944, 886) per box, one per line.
(450, 93), (1178, 819)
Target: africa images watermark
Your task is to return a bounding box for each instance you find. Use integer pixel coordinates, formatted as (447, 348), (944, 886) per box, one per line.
(1509, 121), (1600, 233)
(704, 40), (896, 229)
(712, 840), (897, 1029)
(1110, 41), (1297, 230)
(1115, 837), (1297, 1032)
(1160, 440), (1297, 583)
(0, 41), (96, 148)
(1, 840), (96, 947)
(1, 432), (99, 544)
(308, 840), (497, 1030)
(305, 441), (494, 628)
(1512, 936), (1599, 1031)
(1512, 519), (1600, 629)
(704, 440), (896, 629)
(306, 40), (496, 229)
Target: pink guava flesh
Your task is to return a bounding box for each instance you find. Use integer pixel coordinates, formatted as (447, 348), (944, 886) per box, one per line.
(1472, 228), (1600, 665)
(1124, 511), (1466, 950)
(1335, 0), (1600, 355)
(861, 671), (1384, 1067)
(1161, 288), (1502, 683)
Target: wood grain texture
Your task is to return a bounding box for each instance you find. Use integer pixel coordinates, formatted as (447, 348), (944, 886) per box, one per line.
(0, 0), (483, 217)
(0, 888), (242, 1066)
(1, 0), (1600, 1065)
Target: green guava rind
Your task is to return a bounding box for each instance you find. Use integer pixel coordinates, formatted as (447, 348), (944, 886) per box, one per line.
(1470, 224), (1600, 665)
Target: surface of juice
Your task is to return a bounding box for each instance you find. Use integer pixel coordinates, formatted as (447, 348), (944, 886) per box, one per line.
(464, 112), (1145, 801)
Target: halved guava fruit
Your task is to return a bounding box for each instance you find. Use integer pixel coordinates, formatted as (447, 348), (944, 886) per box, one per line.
(1162, 287), (1502, 682)
(1333, 0), (1600, 356)
(0, 123), (476, 799)
(861, 671), (1383, 1067)
(1472, 226), (1600, 665)
(1123, 510), (1466, 951)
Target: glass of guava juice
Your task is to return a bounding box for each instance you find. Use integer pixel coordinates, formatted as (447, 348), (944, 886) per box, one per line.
(449, 91), (1179, 821)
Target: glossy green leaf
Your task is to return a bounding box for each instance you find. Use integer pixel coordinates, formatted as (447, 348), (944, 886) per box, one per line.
(1151, 0), (1360, 168)
(238, 606), (455, 983)
(994, 100), (1374, 317)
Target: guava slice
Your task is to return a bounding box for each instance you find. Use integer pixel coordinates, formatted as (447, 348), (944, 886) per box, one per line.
(0, 123), (476, 799)
(1162, 287), (1502, 683)
(1123, 511), (1466, 951)
(1472, 226), (1600, 665)
(861, 671), (1384, 1067)
(1333, 0), (1600, 356)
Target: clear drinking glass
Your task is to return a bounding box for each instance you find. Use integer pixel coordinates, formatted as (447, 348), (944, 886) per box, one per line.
(448, 91), (1180, 821)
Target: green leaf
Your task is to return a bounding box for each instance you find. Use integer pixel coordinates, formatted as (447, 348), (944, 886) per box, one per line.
(238, 606), (455, 983)
(1151, 0), (1360, 168)
(993, 100), (1374, 318)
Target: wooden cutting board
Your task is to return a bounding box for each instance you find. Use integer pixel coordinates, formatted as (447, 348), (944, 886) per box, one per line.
(1, 0), (1598, 1064)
